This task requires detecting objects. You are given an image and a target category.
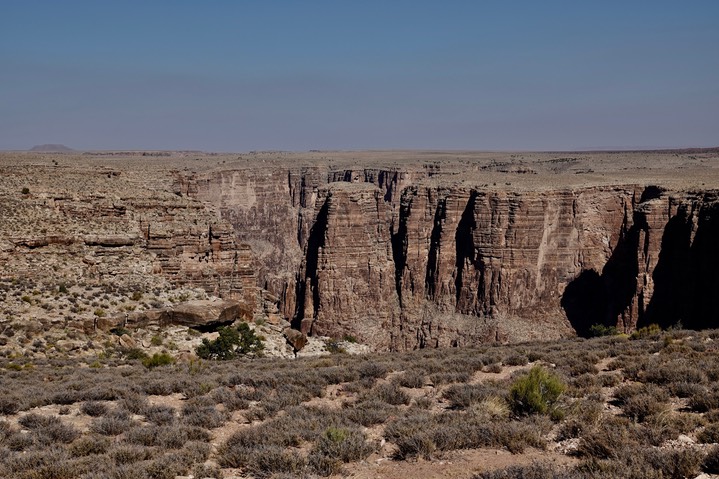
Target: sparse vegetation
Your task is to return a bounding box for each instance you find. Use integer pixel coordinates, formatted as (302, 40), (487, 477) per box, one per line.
(1, 325), (719, 477)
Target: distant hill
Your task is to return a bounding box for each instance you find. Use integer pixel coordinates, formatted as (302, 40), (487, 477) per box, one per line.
(29, 144), (75, 152)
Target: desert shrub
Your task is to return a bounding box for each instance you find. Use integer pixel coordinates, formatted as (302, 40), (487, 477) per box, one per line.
(357, 361), (388, 379)
(0, 395), (21, 415)
(413, 395), (434, 410)
(365, 382), (410, 406)
(598, 372), (622, 387)
(384, 415), (437, 460)
(211, 386), (250, 411)
(689, 387), (719, 412)
(622, 392), (668, 422)
(309, 426), (376, 474)
(182, 401), (228, 428)
(393, 370), (425, 388)
(142, 379), (174, 396)
(35, 420), (81, 444)
(325, 339), (347, 354)
(643, 448), (704, 479)
(429, 371), (472, 385)
(699, 423), (719, 444)
(110, 444), (155, 464)
(630, 323), (662, 340)
(220, 444), (306, 477)
(588, 324), (620, 337)
(509, 366), (565, 416)
(144, 404), (176, 425)
(19, 413), (60, 430)
(704, 446), (719, 473)
(91, 413), (134, 436)
(143, 451), (194, 479)
(504, 354), (529, 366)
(80, 400), (108, 417)
(570, 372), (599, 391)
(576, 416), (639, 459)
(118, 393), (149, 414)
(644, 361), (706, 385)
(641, 412), (706, 446)
(192, 463), (223, 479)
(317, 365), (359, 384)
(443, 383), (505, 410)
(69, 435), (111, 457)
(125, 424), (209, 449)
(6, 431), (34, 451)
(557, 400), (603, 441)
(123, 348), (148, 361)
(344, 400), (396, 426)
(566, 357), (599, 377)
(142, 352), (174, 369)
(485, 363), (504, 374)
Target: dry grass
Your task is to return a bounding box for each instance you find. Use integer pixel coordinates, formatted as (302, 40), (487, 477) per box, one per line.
(2, 329), (719, 477)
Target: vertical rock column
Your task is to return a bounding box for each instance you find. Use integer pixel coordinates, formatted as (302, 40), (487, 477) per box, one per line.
(298, 182), (400, 349)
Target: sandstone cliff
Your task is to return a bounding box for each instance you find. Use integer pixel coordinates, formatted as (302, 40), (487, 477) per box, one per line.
(4, 150), (719, 352)
(176, 155), (719, 350)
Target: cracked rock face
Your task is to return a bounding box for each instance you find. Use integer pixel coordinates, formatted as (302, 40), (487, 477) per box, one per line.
(3, 149), (719, 352)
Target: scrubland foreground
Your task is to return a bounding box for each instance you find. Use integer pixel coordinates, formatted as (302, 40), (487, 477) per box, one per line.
(3, 328), (719, 479)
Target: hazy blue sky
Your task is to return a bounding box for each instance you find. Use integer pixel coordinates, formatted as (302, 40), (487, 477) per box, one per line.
(1, 1), (717, 151)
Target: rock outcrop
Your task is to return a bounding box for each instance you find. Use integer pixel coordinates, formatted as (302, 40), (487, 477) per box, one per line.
(100, 299), (251, 331)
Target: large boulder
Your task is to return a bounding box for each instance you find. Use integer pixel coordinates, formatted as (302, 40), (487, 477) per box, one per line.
(283, 327), (308, 352)
(166, 300), (246, 327)
(102, 299), (250, 330)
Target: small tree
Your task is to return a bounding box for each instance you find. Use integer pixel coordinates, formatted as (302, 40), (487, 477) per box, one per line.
(236, 322), (264, 355)
(196, 324), (263, 360)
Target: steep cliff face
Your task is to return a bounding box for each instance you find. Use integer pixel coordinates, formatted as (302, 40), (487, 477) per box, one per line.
(389, 185), (638, 347)
(175, 166), (431, 323)
(176, 162), (719, 350)
(296, 183), (400, 349)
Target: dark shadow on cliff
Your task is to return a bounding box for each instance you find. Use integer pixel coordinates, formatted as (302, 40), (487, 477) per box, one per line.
(562, 218), (640, 337)
(561, 270), (608, 337)
(641, 200), (719, 330)
(685, 201), (719, 329)
(455, 191), (478, 307)
(640, 213), (692, 329)
(425, 198), (447, 299)
(391, 199), (410, 307)
(293, 198), (330, 330)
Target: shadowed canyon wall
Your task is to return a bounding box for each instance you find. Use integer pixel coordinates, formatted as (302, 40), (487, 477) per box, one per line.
(175, 167), (719, 350)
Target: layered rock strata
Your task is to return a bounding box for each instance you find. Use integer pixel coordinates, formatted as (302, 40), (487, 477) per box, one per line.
(179, 165), (719, 350)
(5, 151), (719, 352)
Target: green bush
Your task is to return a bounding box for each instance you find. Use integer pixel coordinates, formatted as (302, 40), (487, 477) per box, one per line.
(123, 348), (148, 361)
(631, 323), (662, 340)
(589, 323), (620, 337)
(509, 366), (565, 416)
(142, 352), (175, 369)
(195, 324), (264, 360)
